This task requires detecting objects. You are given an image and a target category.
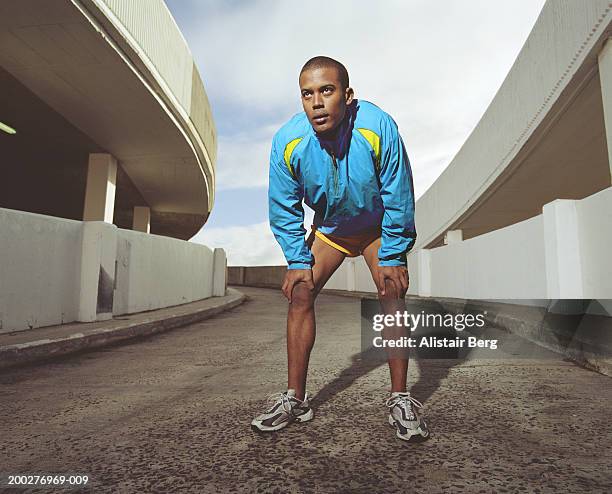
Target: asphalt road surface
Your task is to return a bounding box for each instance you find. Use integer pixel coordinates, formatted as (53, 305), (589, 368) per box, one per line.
(1, 286), (611, 493)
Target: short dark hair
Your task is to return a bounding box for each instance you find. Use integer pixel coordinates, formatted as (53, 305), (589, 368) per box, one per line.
(300, 56), (350, 90)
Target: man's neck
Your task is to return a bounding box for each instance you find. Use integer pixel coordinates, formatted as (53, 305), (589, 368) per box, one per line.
(315, 111), (348, 144)
(316, 126), (340, 141)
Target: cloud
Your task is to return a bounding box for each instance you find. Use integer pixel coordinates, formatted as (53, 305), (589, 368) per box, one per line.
(214, 124), (278, 190)
(191, 205), (315, 266)
(191, 221), (286, 266)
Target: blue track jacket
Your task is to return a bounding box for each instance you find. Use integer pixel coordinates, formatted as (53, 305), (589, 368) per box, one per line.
(268, 99), (416, 270)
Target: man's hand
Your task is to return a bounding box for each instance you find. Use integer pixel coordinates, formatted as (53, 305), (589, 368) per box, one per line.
(377, 265), (409, 298)
(282, 269), (315, 303)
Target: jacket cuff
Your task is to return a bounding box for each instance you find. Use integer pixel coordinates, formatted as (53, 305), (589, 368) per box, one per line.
(378, 258), (407, 267)
(287, 262), (312, 270)
(378, 250), (408, 267)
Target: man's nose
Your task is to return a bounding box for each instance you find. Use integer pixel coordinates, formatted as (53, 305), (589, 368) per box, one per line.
(312, 92), (324, 109)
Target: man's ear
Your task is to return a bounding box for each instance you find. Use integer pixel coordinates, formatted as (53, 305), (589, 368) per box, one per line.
(345, 87), (354, 105)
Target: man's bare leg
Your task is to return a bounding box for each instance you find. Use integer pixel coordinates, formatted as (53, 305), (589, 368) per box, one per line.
(362, 238), (408, 393)
(286, 237), (345, 400)
(361, 238), (429, 441)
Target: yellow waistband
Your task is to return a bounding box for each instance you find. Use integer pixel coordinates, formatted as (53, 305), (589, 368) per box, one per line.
(313, 230), (354, 255)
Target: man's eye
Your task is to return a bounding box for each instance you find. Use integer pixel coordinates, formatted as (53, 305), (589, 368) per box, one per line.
(302, 92), (311, 98)
(323, 87), (333, 94)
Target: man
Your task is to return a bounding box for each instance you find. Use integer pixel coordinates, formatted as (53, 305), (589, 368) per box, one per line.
(251, 56), (429, 441)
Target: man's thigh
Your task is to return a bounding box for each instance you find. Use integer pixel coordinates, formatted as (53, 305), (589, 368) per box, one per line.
(361, 236), (408, 298)
(307, 234), (346, 297)
(361, 236), (383, 292)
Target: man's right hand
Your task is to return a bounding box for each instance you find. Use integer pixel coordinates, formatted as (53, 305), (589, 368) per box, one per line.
(282, 269), (314, 303)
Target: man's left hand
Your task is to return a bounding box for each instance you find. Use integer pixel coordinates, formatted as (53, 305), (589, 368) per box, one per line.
(377, 265), (409, 298)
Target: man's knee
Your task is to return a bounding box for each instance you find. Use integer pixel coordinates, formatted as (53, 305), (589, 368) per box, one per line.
(378, 278), (405, 300)
(290, 282), (316, 310)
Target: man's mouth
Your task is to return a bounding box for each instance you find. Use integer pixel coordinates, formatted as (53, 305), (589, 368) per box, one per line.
(313, 114), (329, 125)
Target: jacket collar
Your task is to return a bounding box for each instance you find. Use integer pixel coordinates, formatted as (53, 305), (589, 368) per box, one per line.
(312, 99), (357, 159)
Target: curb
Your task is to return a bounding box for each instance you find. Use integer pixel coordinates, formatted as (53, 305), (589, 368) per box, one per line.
(0, 288), (248, 371)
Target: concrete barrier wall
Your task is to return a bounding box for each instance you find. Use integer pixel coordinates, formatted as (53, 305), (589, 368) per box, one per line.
(0, 208), (225, 333)
(408, 187), (611, 299)
(426, 216), (546, 299)
(326, 261), (351, 291)
(0, 209), (82, 332)
(228, 266), (285, 288)
(113, 229), (215, 315)
(228, 260), (376, 292)
(326, 259), (378, 292)
(576, 187), (612, 298)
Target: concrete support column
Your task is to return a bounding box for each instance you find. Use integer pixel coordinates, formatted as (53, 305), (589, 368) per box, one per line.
(417, 249), (432, 297)
(406, 251), (419, 295)
(444, 229), (463, 245)
(212, 248), (227, 296)
(83, 153), (117, 223)
(543, 199), (584, 299)
(598, 38), (612, 182)
(133, 206), (151, 233)
(78, 221), (118, 322)
(347, 259), (356, 292)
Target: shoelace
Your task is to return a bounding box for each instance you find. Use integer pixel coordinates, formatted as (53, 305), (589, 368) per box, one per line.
(265, 392), (295, 415)
(385, 393), (424, 421)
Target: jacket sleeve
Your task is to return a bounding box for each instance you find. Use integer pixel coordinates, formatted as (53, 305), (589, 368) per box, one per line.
(377, 116), (417, 267)
(268, 135), (313, 270)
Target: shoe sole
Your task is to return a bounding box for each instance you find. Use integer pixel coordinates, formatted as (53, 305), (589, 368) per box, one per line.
(251, 408), (314, 432)
(388, 414), (430, 441)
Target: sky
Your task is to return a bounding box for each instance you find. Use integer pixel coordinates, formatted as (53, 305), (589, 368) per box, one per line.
(164, 0), (547, 266)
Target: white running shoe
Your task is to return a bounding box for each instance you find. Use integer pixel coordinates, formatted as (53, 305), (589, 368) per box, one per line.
(386, 392), (430, 441)
(251, 389), (314, 432)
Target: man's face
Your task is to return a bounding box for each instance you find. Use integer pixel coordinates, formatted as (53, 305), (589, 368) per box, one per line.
(299, 66), (354, 136)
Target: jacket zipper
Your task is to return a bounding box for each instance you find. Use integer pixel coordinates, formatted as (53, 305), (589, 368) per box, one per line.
(331, 151), (339, 193)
